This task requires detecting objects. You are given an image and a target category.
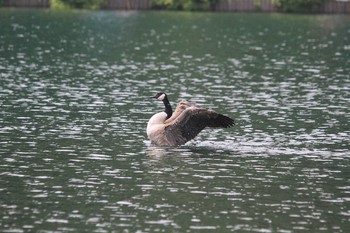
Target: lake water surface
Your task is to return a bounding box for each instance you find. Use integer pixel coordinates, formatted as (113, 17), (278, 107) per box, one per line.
(0, 9), (350, 232)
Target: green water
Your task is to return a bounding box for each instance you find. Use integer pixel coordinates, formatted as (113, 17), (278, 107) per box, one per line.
(0, 9), (349, 232)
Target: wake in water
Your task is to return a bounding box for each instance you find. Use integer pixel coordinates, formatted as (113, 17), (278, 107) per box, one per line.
(145, 137), (348, 158)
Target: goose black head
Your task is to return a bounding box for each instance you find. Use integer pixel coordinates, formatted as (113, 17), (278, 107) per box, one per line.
(151, 92), (173, 119)
(151, 92), (167, 101)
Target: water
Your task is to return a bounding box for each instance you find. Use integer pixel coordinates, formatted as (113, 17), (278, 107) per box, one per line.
(0, 9), (350, 232)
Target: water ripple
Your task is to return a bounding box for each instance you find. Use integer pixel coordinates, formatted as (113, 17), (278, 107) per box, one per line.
(1, 10), (350, 233)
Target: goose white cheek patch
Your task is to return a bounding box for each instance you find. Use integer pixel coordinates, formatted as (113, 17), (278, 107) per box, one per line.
(157, 93), (165, 101)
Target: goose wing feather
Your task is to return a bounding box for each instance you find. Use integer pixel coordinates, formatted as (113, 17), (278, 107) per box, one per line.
(164, 105), (234, 144)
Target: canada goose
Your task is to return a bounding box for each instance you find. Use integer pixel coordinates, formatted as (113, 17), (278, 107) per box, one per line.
(147, 92), (235, 146)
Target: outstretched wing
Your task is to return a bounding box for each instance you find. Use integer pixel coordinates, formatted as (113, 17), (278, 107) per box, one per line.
(165, 107), (234, 144)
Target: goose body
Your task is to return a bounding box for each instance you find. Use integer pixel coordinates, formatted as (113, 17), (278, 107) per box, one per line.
(147, 92), (235, 146)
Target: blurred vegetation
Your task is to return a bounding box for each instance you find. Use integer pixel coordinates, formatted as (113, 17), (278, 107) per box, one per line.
(0, 0), (331, 12)
(151, 0), (219, 11)
(273, 0), (328, 12)
(151, 0), (330, 12)
(51, 0), (107, 9)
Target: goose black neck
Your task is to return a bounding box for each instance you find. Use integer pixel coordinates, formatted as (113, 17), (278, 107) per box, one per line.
(163, 96), (173, 119)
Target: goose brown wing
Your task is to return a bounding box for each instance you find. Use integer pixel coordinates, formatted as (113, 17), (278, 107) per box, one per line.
(165, 107), (234, 143)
